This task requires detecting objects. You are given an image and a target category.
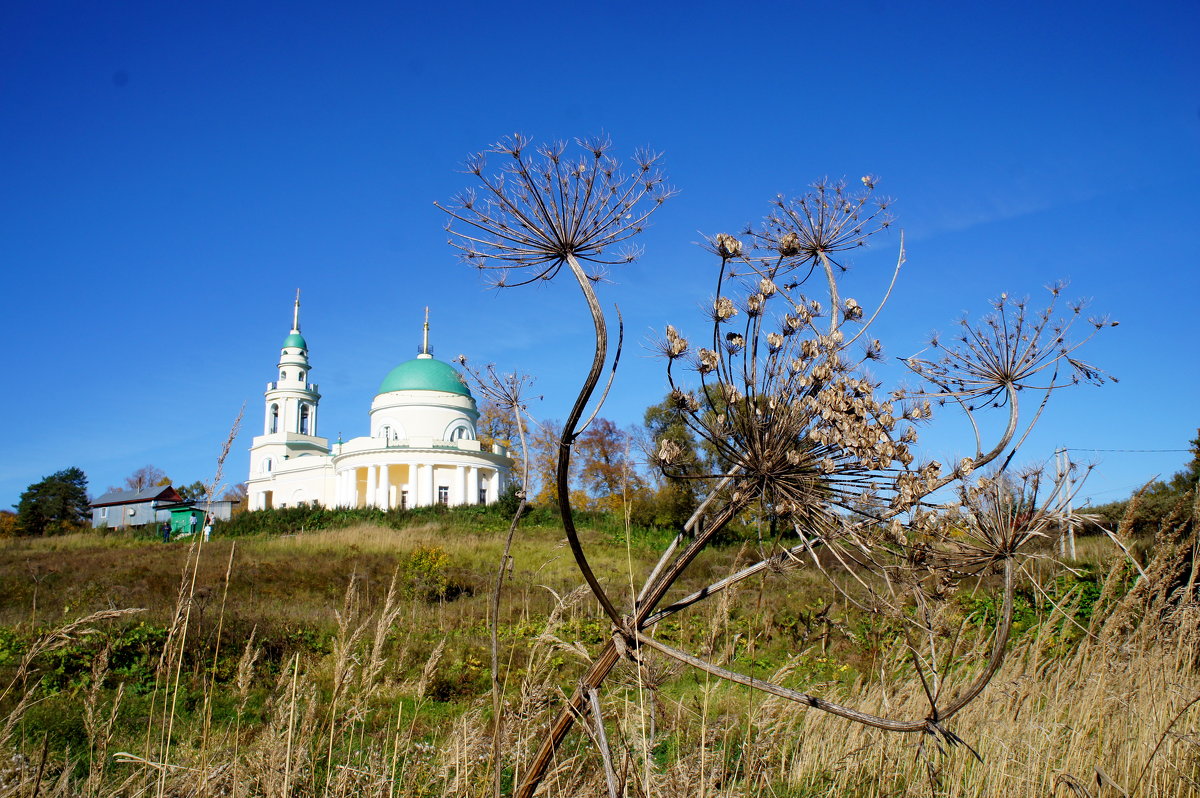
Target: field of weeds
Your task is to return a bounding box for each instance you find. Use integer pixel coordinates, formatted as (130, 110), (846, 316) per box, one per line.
(0, 501), (1197, 797)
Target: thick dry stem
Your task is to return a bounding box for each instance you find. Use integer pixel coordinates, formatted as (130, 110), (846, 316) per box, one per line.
(637, 557), (1015, 731)
(516, 500), (742, 798)
(557, 254), (622, 627)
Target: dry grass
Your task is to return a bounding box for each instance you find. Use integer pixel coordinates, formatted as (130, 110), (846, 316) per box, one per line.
(0, 510), (1195, 797)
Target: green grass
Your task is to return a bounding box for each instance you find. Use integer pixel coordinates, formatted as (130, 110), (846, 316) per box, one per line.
(0, 517), (1193, 797)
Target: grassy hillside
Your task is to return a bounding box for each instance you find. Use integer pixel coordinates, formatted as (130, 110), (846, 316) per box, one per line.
(0, 504), (1196, 797)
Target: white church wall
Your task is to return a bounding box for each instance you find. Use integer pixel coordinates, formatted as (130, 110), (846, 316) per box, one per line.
(249, 299), (511, 513)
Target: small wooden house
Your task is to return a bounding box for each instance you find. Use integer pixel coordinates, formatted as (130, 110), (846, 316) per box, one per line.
(90, 486), (183, 528)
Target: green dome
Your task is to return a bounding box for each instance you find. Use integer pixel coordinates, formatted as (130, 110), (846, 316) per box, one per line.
(282, 332), (308, 350)
(378, 357), (472, 397)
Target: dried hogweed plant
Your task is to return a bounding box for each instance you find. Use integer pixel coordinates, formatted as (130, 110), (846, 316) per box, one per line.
(438, 133), (670, 631)
(451, 358), (538, 798)
(443, 142), (1115, 797)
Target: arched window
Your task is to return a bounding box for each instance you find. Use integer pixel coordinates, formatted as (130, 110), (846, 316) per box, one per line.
(300, 404), (310, 435)
(269, 404), (279, 433)
(263, 458), (273, 474)
(445, 422), (475, 441)
(377, 421), (405, 442)
(298, 370), (306, 385)
(281, 370), (287, 381)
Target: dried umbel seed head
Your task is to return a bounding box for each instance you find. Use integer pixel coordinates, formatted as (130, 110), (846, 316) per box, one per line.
(766, 332), (784, 351)
(777, 231), (802, 256)
(665, 324), (688, 357)
(823, 329), (844, 347)
(670, 387), (702, 412)
(843, 298), (863, 321)
(714, 296), (738, 321)
(958, 458), (974, 477)
(715, 233), (743, 258)
(746, 293), (765, 316)
(783, 314), (803, 335)
(725, 332), (746, 351)
(759, 278), (777, 297)
(906, 399), (933, 421)
(656, 438), (684, 466)
(697, 348), (719, 374)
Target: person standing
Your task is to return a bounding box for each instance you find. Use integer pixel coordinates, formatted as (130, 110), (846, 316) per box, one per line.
(160, 520), (170, 543)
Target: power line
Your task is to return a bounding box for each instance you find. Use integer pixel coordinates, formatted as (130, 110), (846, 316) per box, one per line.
(1063, 448), (1190, 453)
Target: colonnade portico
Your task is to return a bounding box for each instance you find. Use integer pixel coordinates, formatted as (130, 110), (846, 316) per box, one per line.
(334, 461), (503, 509)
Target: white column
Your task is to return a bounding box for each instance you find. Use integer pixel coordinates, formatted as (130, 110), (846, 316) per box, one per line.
(455, 465), (466, 506)
(468, 467), (480, 505)
(379, 465), (391, 510)
(406, 464), (416, 510)
(489, 469), (500, 502)
(366, 466), (378, 509)
(421, 463), (435, 506)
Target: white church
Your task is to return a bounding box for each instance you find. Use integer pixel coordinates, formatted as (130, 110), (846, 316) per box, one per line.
(246, 295), (512, 511)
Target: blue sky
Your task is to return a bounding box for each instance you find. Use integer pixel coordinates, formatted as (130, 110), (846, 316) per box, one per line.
(2, 0), (1197, 509)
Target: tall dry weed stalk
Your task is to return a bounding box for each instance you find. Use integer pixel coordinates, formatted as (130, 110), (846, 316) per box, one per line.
(442, 136), (1120, 796)
(453, 360), (537, 798)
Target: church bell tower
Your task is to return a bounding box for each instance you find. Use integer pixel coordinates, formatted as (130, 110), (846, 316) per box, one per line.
(248, 292), (327, 481)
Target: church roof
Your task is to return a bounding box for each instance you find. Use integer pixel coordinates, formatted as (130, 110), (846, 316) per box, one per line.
(283, 331), (308, 350)
(378, 357), (472, 397)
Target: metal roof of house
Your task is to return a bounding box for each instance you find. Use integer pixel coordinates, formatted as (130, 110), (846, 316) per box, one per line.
(90, 486), (183, 507)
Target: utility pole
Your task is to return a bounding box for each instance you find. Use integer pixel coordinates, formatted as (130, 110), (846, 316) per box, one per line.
(1055, 448), (1076, 560)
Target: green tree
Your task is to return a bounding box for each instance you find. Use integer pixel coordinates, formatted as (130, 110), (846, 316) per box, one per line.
(177, 480), (208, 501)
(643, 393), (704, 528)
(1094, 428), (1200, 535)
(17, 467), (90, 535)
(1165, 428), (1200, 493)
